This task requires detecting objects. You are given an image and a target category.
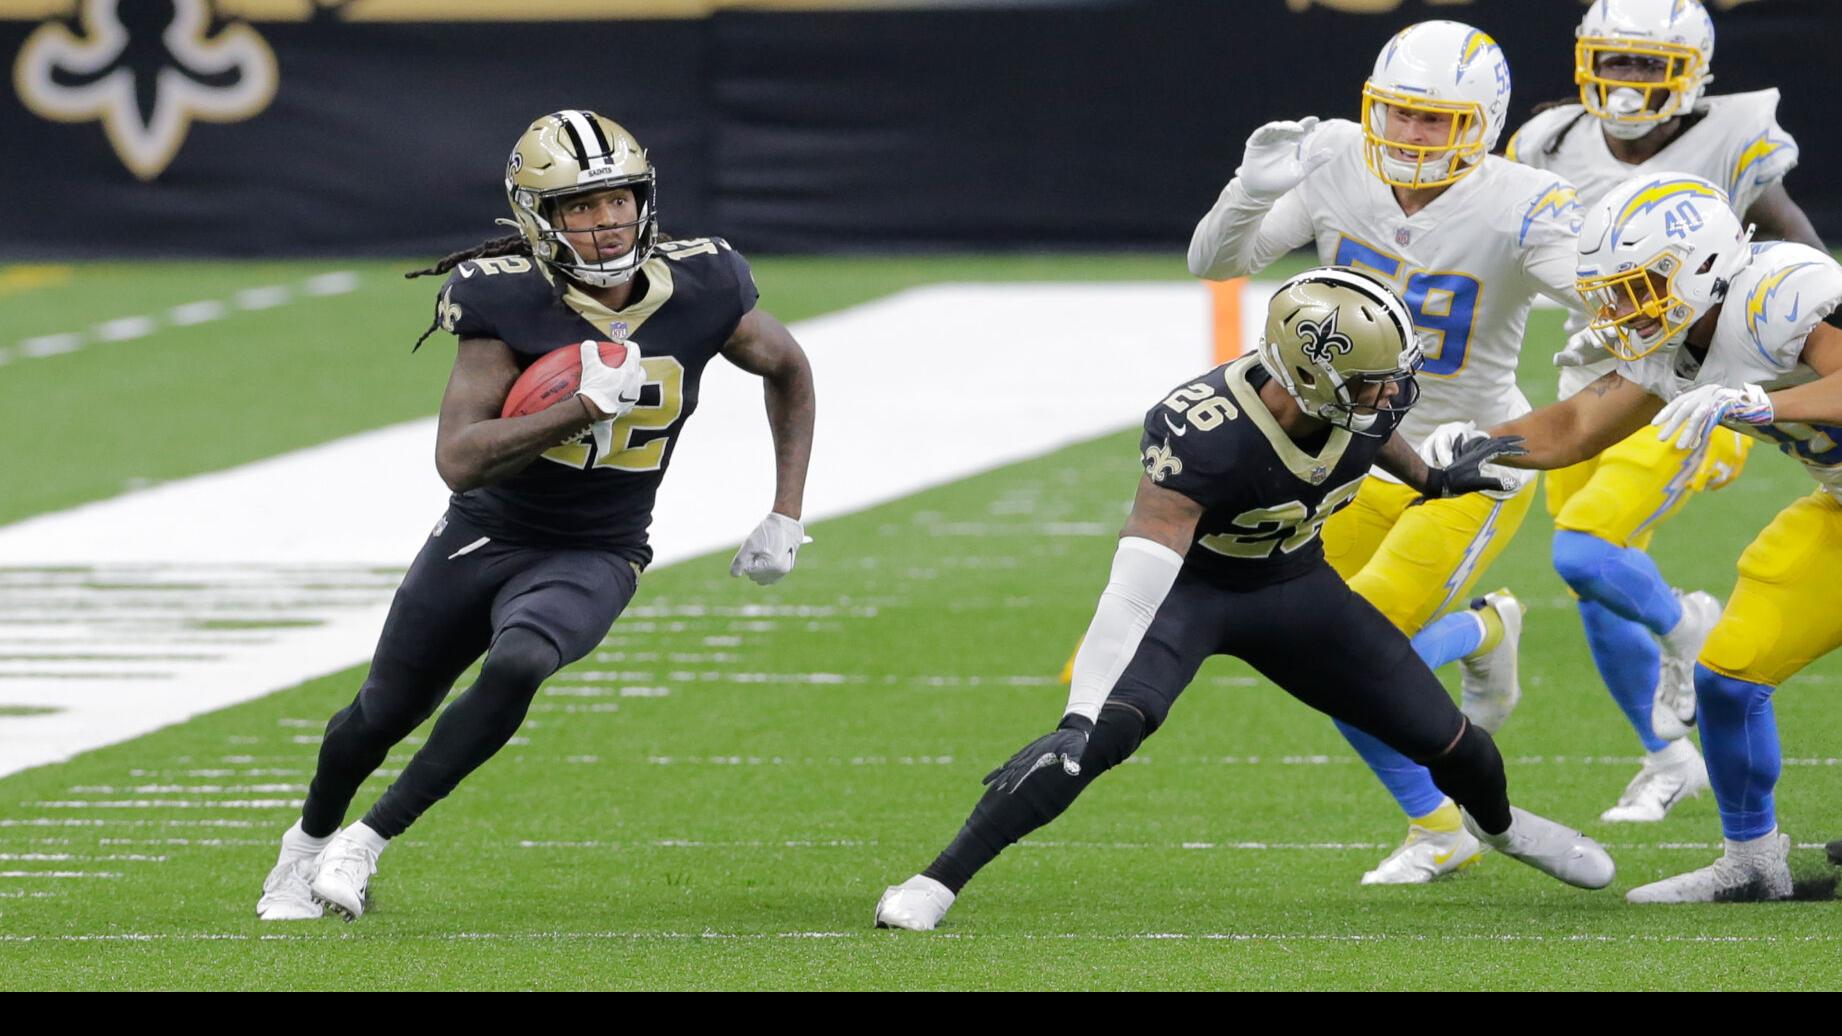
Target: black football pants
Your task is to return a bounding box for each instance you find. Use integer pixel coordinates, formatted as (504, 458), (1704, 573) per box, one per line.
(925, 563), (1511, 892)
(301, 511), (637, 839)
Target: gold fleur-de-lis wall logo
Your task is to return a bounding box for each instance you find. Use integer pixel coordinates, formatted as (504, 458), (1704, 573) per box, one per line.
(13, 0), (278, 181)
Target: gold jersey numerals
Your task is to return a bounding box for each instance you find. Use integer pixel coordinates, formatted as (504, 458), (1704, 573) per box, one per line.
(1198, 477), (1363, 561)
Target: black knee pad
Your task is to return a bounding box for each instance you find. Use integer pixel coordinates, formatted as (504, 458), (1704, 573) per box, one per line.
(1103, 685), (1170, 738)
(481, 627), (562, 694)
(1082, 703), (1150, 773)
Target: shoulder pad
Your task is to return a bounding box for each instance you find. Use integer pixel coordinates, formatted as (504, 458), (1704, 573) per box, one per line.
(1503, 105), (1579, 165)
(1733, 245), (1842, 369)
(1511, 174), (1585, 246)
(438, 254), (551, 339)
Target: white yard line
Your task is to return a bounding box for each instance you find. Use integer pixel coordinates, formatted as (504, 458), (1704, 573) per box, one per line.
(3, 271), (360, 364)
(0, 281), (1229, 779)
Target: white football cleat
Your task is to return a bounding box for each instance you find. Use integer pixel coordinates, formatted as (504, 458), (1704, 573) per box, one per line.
(1600, 741), (1710, 823)
(1463, 805), (1615, 889)
(1460, 589), (1524, 734)
(1360, 822), (1484, 885)
(311, 823), (385, 921)
(1654, 590), (1720, 741)
(875, 874), (956, 931)
(1627, 831), (1792, 904)
(257, 856), (325, 921)
(256, 820), (330, 921)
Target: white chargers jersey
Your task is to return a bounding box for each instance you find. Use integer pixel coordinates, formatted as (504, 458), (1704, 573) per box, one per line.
(1189, 118), (1586, 452)
(1507, 90), (1803, 397)
(1618, 242), (1842, 500)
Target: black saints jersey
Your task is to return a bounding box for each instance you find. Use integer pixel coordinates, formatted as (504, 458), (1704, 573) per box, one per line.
(435, 237), (758, 565)
(1139, 355), (1400, 589)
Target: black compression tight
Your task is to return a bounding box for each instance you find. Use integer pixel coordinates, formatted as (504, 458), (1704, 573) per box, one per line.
(300, 628), (559, 839)
(923, 704), (1149, 894)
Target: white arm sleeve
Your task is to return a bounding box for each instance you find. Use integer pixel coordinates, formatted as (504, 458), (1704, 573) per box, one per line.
(1523, 230), (1590, 316)
(1187, 180), (1315, 281)
(1063, 536), (1186, 723)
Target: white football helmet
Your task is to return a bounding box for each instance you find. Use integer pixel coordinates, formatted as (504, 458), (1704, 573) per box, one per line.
(1576, 0), (1716, 138)
(1575, 174), (1751, 361)
(502, 109), (658, 288)
(1361, 21), (1512, 189)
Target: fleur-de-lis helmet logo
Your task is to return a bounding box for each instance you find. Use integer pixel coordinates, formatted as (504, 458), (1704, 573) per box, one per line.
(1295, 308), (1356, 365)
(14, 0), (278, 181)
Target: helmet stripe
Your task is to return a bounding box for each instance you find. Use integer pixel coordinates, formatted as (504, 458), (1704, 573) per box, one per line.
(556, 109), (613, 170)
(1610, 177), (1724, 243)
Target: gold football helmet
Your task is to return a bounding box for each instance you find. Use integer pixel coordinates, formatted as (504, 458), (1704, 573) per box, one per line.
(503, 109), (657, 287)
(1256, 267), (1423, 436)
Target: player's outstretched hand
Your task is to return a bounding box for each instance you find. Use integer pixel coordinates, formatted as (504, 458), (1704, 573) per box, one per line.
(729, 512), (811, 586)
(982, 716), (1094, 795)
(1236, 116), (1332, 202)
(1652, 382), (1773, 450)
(1423, 434), (1528, 499)
(1553, 326), (1617, 369)
(578, 340), (646, 421)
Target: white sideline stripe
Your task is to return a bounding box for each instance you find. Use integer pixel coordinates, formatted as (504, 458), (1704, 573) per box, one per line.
(0, 280), (1232, 779)
(0, 930), (1832, 945)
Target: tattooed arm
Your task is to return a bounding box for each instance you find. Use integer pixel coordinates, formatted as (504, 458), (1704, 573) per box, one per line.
(1486, 372), (1663, 470)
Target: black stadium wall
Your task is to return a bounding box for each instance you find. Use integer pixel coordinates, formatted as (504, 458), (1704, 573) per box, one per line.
(3, 0), (1833, 259)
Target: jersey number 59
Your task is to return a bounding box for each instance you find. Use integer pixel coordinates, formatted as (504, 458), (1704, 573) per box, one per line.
(1335, 236), (1480, 378)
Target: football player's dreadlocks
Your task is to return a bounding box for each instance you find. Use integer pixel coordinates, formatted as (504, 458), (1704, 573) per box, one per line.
(404, 234), (546, 352)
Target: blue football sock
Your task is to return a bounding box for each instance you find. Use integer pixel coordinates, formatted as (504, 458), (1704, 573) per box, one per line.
(1410, 610), (1485, 670)
(1551, 530), (1682, 635)
(1695, 666), (1781, 841)
(1576, 598), (1668, 753)
(1335, 718), (1449, 819)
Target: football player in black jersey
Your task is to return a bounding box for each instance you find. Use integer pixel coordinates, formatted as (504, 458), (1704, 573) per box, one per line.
(877, 268), (1614, 930)
(257, 110), (816, 921)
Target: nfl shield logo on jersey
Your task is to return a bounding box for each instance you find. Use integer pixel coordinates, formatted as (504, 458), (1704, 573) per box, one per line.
(1395, 227), (1412, 247)
(1308, 464), (1330, 485)
(609, 321), (632, 340)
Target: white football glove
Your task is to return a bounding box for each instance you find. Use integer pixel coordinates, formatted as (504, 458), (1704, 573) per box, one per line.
(1553, 325), (1618, 369)
(1417, 421), (1476, 468)
(577, 340), (646, 421)
(1653, 383), (1774, 451)
(1235, 116), (1334, 202)
(587, 419), (615, 459)
(729, 512), (811, 586)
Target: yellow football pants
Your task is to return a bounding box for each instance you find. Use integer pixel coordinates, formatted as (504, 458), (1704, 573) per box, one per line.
(1701, 490), (1842, 686)
(1323, 477), (1537, 634)
(1546, 425), (1752, 551)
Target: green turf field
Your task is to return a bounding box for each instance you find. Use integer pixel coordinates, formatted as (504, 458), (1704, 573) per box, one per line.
(1, 258), (1837, 990)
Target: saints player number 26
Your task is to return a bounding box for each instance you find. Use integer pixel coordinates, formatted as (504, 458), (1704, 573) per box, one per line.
(1199, 477), (1364, 560)
(1334, 236), (1480, 378)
